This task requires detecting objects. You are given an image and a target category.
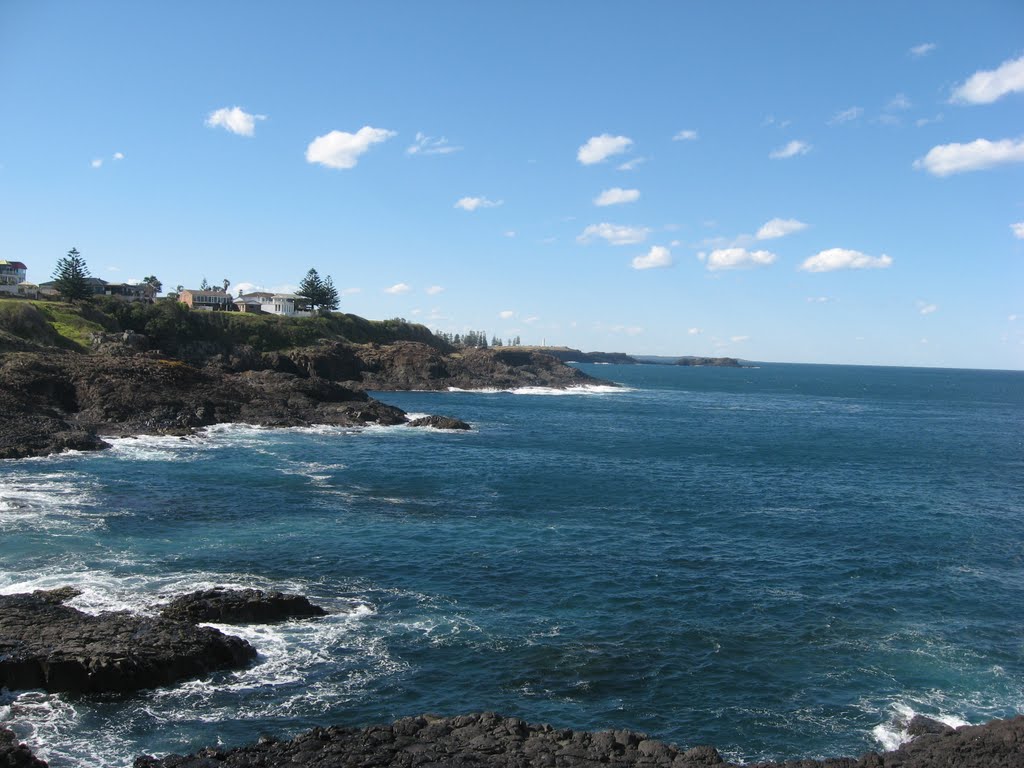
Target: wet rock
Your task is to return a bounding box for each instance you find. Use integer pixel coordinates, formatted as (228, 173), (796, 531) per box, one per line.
(905, 715), (954, 738)
(0, 591), (256, 694)
(0, 727), (48, 768)
(160, 588), (327, 625)
(131, 713), (1024, 768)
(407, 415), (471, 430)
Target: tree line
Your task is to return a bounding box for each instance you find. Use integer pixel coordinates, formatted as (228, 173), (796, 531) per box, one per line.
(434, 330), (522, 349)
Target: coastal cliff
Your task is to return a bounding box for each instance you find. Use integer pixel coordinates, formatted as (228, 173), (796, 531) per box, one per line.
(0, 300), (604, 458)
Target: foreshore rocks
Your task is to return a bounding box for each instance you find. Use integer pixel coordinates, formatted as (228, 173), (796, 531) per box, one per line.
(0, 351), (406, 459)
(0, 339), (601, 459)
(159, 588), (327, 625)
(408, 415), (472, 430)
(132, 712), (1024, 768)
(0, 589), (255, 694)
(0, 727), (47, 768)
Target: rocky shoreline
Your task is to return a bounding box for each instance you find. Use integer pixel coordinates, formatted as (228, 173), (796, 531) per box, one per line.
(0, 340), (599, 459)
(1, 589), (1020, 767)
(3, 713), (1020, 768)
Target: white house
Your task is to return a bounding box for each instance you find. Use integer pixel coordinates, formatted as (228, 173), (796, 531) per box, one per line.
(0, 260), (28, 295)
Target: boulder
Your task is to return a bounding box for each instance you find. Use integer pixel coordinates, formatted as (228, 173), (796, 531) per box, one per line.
(0, 727), (47, 768)
(0, 590), (256, 694)
(159, 588), (327, 624)
(407, 415), (471, 430)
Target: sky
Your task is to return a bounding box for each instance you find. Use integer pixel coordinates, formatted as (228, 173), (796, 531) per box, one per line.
(1, 1), (1022, 369)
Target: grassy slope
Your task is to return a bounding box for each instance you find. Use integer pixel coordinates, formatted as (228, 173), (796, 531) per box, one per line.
(0, 297), (447, 355)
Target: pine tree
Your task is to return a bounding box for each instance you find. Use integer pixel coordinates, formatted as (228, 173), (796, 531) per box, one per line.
(52, 247), (93, 302)
(321, 275), (339, 312)
(200, 277), (210, 290)
(298, 268), (326, 312)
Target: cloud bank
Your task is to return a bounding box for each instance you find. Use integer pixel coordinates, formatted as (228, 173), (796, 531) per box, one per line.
(952, 55), (1024, 104)
(915, 137), (1024, 176)
(594, 188), (640, 207)
(578, 134), (633, 165)
(306, 126), (396, 169)
(206, 106), (266, 137)
(631, 246), (672, 270)
(800, 248), (892, 272)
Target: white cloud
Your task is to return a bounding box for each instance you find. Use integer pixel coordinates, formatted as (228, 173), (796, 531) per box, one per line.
(1010, 314), (1018, 321)
(206, 106), (266, 137)
(910, 42), (937, 58)
(756, 217), (808, 240)
(594, 187), (640, 207)
(617, 157), (645, 171)
(917, 301), (938, 315)
(406, 132), (461, 155)
(807, 296), (831, 303)
(454, 196), (502, 211)
(305, 126), (396, 169)
(341, 287), (362, 296)
(90, 158), (103, 168)
(769, 140), (811, 159)
(1012, 222), (1024, 239)
(800, 248), (893, 272)
(915, 114), (944, 127)
(577, 222), (651, 246)
(577, 134), (633, 165)
(384, 283), (411, 294)
(915, 137), (1024, 176)
(951, 55), (1024, 104)
(504, 230), (517, 238)
(706, 247), (776, 271)
(425, 285), (444, 295)
(631, 245), (672, 270)
(687, 327), (702, 335)
(498, 310), (515, 319)
(113, 152), (125, 160)
(887, 93), (912, 111)
(673, 129), (698, 141)
(730, 335), (750, 343)
(828, 106), (863, 125)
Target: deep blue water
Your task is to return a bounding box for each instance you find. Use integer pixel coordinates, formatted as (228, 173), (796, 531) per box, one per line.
(1, 362), (1023, 766)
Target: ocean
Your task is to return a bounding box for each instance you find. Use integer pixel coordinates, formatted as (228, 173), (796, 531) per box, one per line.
(1, 362), (1022, 766)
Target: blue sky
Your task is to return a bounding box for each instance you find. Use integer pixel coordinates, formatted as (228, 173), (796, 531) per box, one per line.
(1, 1), (1022, 369)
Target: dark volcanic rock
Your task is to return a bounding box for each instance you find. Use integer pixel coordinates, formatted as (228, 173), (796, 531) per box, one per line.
(160, 588), (327, 625)
(407, 415), (471, 430)
(350, 342), (608, 391)
(0, 352), (408, 459)
(0, 727), (47, 768)
(906, 715), (955, 738)
(132, 713), (1024, 768)
(0, 590), (256, 694)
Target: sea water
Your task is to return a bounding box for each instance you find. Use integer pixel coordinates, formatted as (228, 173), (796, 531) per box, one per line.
(1, 362), (1022, 766)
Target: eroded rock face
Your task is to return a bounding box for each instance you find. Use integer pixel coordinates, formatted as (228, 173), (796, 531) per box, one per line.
(132, 713), (1024, 768)
(159, 588), (327, 625)
(0, 352), (407, 459)
(0, 590), (256, 694)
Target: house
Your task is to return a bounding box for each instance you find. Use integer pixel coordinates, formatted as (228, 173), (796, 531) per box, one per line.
(266, 293), (312, 317)
(234, 290), (313, 317)
(103, 282), (156, 302)
(178, 288), (236, 311)
(38, 277), (110, 297)
(234, 295), (263, 313)
(0, 261), (28, 295)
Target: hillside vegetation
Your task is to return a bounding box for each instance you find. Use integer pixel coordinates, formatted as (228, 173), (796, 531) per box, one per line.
(0, 298), (446, 355)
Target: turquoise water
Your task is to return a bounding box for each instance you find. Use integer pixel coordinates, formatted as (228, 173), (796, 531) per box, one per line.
(1, 363), (1022, 766)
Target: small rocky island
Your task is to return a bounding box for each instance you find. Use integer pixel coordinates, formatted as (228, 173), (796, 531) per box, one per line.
(0, 300), (604, 459)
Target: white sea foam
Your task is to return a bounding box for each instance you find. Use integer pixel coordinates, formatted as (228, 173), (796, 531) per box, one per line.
(446, 384), (633, 396)
(0, 470), (104, 533)
(870, 700), (971, 751)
